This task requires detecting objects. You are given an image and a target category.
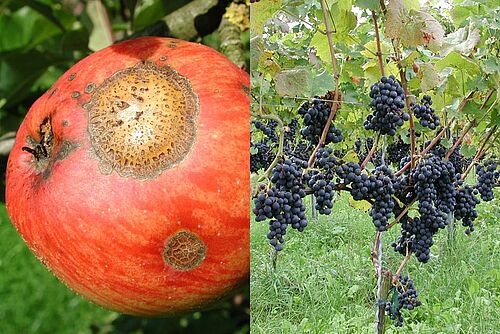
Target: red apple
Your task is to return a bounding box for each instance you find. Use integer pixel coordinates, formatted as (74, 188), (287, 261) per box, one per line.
(5, 37), (250, 316)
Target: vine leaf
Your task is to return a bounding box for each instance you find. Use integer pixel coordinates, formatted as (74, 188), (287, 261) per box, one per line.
(354, 0), (379, 10)
(250, 0), (283, 36)
(435, 51), (480, 77)
(348, 198), (371, 212)
(385, 0), (444, 51)
(275, 68), (311, 97)
(258, 51), (282, 77)
(417, 63), (442, 92)
(310, 70), (336, 96)
(418, 11), (444, 52)
(310, 27), (330, 63)
(363, 61), (399, 86)
(441, 22), (480, 56)
(385, 0), (407, 40)
(360, 40), (392, 60)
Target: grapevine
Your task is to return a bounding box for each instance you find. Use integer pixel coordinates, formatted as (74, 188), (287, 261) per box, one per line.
(251, 0), (499, 331)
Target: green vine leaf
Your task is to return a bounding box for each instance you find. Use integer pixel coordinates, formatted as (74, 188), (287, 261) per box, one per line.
(310, 26), (330, 63)
(310, 70), (336, 96)
(435, 51), (480, 77)
(354, 0), (379, 10)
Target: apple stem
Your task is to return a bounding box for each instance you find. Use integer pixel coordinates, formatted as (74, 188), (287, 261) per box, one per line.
(21, 117), (53, 161)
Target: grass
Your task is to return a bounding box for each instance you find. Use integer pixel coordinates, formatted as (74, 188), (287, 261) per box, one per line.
(0, 203), (117, 334)
(250, 192), (500, 334)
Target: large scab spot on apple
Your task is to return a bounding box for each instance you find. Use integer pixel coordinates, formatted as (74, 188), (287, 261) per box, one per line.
(163, 231), (206, 271)
(86, 61), (199, 179)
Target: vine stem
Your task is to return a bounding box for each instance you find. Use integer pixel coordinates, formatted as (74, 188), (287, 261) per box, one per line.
(371, 232), (382, 272)
(460, 125), (498, 181)
(372, 11), (385, 77)
(308, 0), (341, 168)
(385, 198), (417, 230)
(375, 231), (384, 331)
(393, 41), (416, 172)
(361, 133), (381, 169)
(393, 249), (412, 284)
(395, 117), (457, 176)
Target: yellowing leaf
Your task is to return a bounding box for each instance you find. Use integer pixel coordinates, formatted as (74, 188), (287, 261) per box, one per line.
(275, 68), (311, 97)
(348, 198), (372, 212)
(385, 0), (444, 51)
(418, 63), (443, 92)
(342, 150), (359, 163)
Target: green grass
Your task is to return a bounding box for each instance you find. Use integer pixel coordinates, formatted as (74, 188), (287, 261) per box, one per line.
(0, 204), (116, 334)
(250, 192), (500, 334)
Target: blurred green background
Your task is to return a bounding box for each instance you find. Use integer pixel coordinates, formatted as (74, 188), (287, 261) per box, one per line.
(0, 0), (250, 333)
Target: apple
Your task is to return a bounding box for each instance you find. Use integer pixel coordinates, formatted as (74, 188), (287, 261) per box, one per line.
(6, 37), (250, 316)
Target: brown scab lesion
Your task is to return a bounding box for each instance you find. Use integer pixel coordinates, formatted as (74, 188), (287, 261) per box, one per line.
(85, 60), (199, 180)
(163, 231), (206, 271)
(167, 41), (179, 48)
(84, 83), (96, 94)
(68, 73), (76, 81)
(241, 84), (250, 96)
(159, 56), (167, 61)
(71, 91), (80, 99)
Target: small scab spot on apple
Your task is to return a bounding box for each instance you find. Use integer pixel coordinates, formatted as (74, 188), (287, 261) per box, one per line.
(163, 231), (206, 271)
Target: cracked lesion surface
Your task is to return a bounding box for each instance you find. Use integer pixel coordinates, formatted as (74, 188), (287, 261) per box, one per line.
(86, 61), (199, 179)
(163, 231), (206, 271)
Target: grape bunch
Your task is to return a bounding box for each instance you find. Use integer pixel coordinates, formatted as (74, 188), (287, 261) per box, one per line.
(386, 276), (421, 327)
(454, 184), (480, 235)
(335, 163), (395, 231)
(298, 98), (343, 145)
(412, 154), (457, 230)
(411, 95), (441, 130)
(253, 158), (308, 251)
(365, 75), (409, 136)
(250, 141), (273, 173)
(387, 140), (410, 166)
(393, 154), (458, 263)
(253, 120), (278, 142)
(308, 147), (339, 215)
(283, 118), (313, 162)
(427, 139), (470, 174)
(394, 216), (434, 263)
(476, 158), (499, 201)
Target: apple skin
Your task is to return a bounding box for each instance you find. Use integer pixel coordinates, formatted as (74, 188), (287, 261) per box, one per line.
(5, 37), (250, 316)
